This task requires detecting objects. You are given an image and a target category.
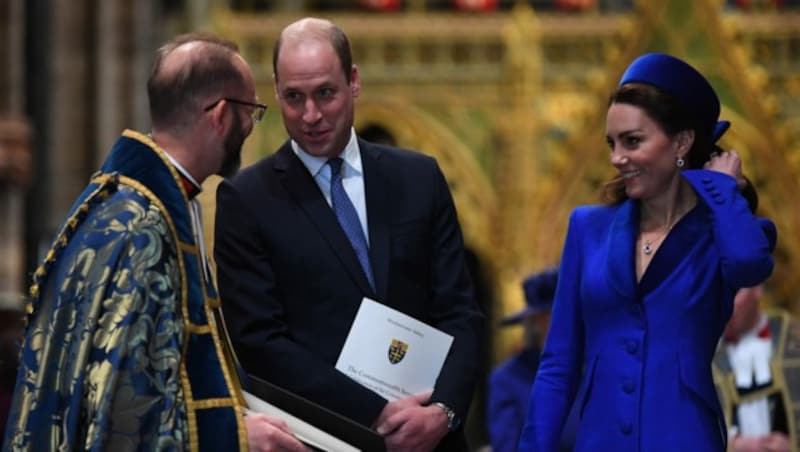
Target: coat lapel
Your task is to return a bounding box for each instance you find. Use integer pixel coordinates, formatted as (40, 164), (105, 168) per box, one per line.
(360, 140), (390, 303)
(273, 143), (375, 297)
(607, 199), (706, 298)
(639, 204), (703, 295)
(606, 200), (639, 300)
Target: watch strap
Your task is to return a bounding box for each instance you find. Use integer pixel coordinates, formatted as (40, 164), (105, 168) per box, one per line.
(432, 402), (461, 432)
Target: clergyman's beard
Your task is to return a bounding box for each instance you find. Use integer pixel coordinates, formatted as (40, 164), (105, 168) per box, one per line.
(218, 117), (244, 178)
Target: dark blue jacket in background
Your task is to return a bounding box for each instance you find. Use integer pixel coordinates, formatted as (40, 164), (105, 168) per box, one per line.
(488, 348), (578, 452)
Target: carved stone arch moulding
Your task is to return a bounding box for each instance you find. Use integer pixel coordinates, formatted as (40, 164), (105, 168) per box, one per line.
(356, 98), (498, 265)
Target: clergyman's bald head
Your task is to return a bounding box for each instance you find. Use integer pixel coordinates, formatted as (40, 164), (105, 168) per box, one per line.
(148, 33), (245, 133)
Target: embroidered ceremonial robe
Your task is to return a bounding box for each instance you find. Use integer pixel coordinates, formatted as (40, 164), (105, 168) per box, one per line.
(3, 130), (246, 451)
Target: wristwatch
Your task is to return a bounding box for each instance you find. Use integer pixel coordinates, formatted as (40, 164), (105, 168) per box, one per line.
(433, 402), (461, 432)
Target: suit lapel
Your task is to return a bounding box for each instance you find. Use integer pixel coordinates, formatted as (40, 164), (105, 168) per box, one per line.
(273, 143), (375, 296)
(360, 140), (390, 303)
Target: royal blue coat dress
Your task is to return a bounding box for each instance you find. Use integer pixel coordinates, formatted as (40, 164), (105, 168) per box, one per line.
(519, 170), (775, 451)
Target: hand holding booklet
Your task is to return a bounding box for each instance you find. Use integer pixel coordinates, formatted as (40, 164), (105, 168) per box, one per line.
(241, 298), (451, 451)
(335, 298), (454, 401)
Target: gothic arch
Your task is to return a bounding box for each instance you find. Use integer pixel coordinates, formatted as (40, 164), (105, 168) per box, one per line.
(356, 97), (498, 263)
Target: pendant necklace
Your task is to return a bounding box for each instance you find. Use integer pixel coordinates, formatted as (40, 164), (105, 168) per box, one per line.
(641, 192), (696, 256)
(642, 232), (666, 255)
(641, 220), (676, 256)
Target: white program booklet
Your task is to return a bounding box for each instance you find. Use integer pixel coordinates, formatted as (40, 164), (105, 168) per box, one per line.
(335, 297), (453, 401)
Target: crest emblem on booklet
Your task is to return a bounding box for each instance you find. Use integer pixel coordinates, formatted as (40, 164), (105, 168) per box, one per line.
(388, 339), (408, 364)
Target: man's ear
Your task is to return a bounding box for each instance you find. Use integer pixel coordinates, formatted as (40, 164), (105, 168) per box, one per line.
(350, 64), (361, 98)
(205, 100), (228, 135)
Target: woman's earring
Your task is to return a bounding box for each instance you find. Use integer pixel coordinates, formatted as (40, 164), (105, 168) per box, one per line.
(676, 156), (685, 168)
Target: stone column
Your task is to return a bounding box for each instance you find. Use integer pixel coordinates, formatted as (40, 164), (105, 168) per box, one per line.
(130, 1), (161, 134)
(0, 120), (30, 309)
(0, 0), (25, 113)
(45, 0), (94, 238)
(95, 0), (132, 164)
(94, 0), (166, 162)
(0, 0), (28, 309)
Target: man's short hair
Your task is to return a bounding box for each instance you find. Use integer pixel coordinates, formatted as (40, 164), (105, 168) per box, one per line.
(272, 21), (353, 84)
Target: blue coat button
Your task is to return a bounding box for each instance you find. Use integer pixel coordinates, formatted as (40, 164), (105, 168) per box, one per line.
(621, 422), (633, 435)
(622, 381), (635, 394)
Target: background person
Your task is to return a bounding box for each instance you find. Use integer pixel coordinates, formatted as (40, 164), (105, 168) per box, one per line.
(716, 283), (792, 452)
(488, 268), (578, 452)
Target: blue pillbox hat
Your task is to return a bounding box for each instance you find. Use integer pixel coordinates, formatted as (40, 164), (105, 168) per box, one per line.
(619, 52), (730, 142)
(500, 267), (558, 326)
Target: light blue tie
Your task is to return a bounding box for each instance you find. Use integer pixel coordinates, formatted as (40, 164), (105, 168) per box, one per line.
(328, 158), (375, 291)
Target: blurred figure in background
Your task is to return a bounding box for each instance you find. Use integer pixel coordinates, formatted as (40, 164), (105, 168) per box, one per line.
(714, 284), (792, 452)
(488, 268), (574, 452)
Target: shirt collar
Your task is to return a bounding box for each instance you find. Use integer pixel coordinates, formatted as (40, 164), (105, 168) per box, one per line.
(163, 152), (202, 199)
(291, 128), (362, 177)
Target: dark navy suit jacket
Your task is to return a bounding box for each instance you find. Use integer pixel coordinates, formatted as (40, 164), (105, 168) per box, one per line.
(520, 170), (775, 451)
(214, 139), (484, 450)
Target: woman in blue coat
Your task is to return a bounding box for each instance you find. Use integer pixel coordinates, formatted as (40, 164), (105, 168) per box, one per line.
(519, 53), (776, 451)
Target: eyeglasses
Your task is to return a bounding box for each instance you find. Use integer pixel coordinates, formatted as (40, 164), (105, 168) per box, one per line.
(204, 97), (268, 123)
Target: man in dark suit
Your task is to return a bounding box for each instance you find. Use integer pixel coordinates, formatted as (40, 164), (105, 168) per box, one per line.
(214, 17), (484, 452)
